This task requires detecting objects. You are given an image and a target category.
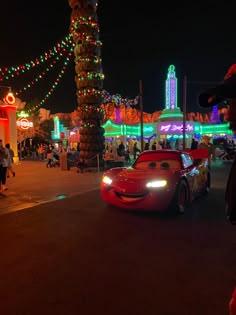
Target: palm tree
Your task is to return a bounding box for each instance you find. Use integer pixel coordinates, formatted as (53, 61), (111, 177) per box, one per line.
(68, 0), (105, 166)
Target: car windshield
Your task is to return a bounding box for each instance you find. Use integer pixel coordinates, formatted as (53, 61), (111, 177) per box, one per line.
(133, 152), (181, 170)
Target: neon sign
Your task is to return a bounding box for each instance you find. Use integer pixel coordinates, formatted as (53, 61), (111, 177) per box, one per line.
(102, 119), (155, 136)
(17, 111), (29, 118)
(158, 123), (194, 134)
(17, 118), (33, 130)
(3, 92), (15, 105)
(165, 65), (178, 110)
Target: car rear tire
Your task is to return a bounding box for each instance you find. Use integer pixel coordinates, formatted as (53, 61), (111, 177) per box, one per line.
(171, 180), (188, 214)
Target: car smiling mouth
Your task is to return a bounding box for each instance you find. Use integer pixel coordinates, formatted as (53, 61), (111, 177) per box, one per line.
(115, 191), (148, 202)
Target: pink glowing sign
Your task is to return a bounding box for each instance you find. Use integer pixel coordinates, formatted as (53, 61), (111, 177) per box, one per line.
(158, 123), (194, 134)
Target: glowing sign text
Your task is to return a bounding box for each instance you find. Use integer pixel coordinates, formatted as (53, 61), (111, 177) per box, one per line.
(159, 123), (194, 133)
(17, 118), (33, 130)
(17, 111), (29, 118)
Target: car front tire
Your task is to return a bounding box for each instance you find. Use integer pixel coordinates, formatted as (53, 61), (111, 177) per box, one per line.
(171, 180), (189, 214)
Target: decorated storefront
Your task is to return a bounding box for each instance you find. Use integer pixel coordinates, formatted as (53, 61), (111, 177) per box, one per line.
(157, 121), (200, 147)
(16, 110), (35, 150)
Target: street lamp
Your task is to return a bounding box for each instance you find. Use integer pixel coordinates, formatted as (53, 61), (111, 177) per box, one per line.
(139, 80), (144, 152)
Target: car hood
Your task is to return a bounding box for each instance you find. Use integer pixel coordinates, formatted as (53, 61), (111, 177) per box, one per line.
(109, 168), (178, 194)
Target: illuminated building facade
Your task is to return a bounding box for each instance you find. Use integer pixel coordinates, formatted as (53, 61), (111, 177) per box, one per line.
(102, 65), (233, 146)
(156, 65), (232, 146)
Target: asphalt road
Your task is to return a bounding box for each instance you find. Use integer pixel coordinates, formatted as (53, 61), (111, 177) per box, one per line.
(0, 160), (235, 315)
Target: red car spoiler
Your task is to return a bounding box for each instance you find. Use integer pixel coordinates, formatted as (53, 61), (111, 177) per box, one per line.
(184, 148), (209, 159)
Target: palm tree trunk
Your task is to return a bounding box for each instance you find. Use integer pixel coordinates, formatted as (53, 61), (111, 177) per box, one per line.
(68, 0), (105, 166)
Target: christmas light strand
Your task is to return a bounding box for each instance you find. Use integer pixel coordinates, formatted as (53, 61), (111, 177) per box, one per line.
(75, 55), (101, 63)
(102, 90), (139, 107)
(0, 34), (73, 81)
(70, 15), (102, 47)
(70, 16), (100, 38)
(15, 47), (73, 96)
(28, 50), (73, 112)
(77, 71), (104, 81)
(73, 32), (102, 47)
(71, 17), (99, 29)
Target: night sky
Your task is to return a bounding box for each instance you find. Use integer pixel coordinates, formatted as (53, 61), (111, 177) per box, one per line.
(0, 1), (235, 114)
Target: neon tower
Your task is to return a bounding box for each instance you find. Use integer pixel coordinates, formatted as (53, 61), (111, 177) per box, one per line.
(165, 65), (178, 110)
(159, 64), (183, 121)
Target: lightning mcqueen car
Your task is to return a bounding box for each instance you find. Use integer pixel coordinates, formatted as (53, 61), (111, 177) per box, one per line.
(100, 149), (210, 214)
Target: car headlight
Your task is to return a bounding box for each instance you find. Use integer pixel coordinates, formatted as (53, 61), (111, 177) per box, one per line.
(102, 176), (113, 185)
(146, 180), (167, 188)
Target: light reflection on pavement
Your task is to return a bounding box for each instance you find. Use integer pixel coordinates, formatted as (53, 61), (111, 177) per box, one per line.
(0, 160), (103, 215)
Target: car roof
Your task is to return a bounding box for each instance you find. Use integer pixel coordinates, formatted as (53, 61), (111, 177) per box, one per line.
(140, 149), (183, 156)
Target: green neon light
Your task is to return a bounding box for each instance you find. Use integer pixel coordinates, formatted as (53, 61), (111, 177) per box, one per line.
(201, 123), (232, 135)
(17, 111), (29, 118)
(103, 119), (121, 129)
(159, 113), (183, 119)
(103, 120), (155, 137)
(201, 123), (230, 129)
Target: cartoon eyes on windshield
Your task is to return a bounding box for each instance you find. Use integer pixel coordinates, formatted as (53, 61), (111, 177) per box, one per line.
(160, 162), (170, 169)
(148, 162), (156, 168)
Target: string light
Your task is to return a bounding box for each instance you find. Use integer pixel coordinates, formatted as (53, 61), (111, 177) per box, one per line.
(75, 56), (101, 63)
(102, 90), (139, 107)
(0, 23), (137, 117)
(28, 50), (73, 112)
(76, 71), (104, 81)
(71, 17), (99, 29)
(15, 46), (73, 96)
(0, 34), (73, 81)
(70, 16), (100, 39)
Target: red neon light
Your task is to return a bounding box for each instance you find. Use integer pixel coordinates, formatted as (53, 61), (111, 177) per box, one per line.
(3, 93), (15, 105)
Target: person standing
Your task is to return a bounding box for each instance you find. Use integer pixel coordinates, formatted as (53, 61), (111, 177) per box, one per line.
(198, 63), (236, 314)
(198, 135), (216, 167)
(0, 139), (9, 192)
(190, 138), (198, 150)
(0, 140), (7, 192)
(151, 142), (157, 150)
(144, 142), (149, 150)
(133, 142), (141, 160)
(46, 144), (54, 168)
(5, 143), (15, 178)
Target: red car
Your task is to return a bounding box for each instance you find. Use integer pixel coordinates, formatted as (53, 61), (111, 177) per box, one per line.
(100, 149), (210, 213)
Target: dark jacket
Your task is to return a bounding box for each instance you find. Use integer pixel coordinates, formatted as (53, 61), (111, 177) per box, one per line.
(225, 157), (236, 224)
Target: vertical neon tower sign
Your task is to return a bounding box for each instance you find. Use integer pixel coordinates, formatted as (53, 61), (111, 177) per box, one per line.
(165, 65), (178, 110)
(54, 116), (60, 139)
